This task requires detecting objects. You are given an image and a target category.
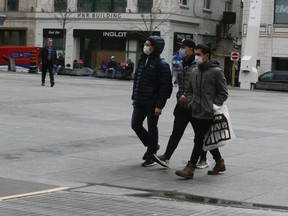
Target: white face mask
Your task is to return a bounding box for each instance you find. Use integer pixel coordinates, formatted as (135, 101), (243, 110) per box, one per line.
(143, 45), (152, 55)
(195, 55), (203, 64)
(179, 48), (186, 58)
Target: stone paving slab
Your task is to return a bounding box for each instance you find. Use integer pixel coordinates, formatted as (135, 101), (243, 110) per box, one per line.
(0, 177), (67, 201)
(0, 191), (287, 216)
(1, 71), (288, 212)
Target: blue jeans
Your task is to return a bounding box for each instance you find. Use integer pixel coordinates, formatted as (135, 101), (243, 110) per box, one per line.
(54, 65), (63, 75)
(131, 103), (159, 158)
(105, 68), (116, 78)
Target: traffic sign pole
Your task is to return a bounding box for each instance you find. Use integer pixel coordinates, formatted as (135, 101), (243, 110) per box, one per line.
(232, 62), (236, 87)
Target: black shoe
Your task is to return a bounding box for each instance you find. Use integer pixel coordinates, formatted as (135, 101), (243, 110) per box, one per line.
(142, 144), (160, 160)
(41, 83), (45, 86)
(51, 82), (55, 87)
(152, 154), (169, 168)
(141, 158), (157, 167)
(142, 152), (148, 160)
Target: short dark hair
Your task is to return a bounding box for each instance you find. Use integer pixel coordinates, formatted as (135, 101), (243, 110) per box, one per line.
(195, 44), (211, 58)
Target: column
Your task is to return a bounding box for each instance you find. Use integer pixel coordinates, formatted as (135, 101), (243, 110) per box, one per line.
(126, 0), (138, 13)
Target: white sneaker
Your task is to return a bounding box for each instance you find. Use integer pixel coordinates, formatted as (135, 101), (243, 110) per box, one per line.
(152, 154), (169, 168)
(196, 158), (210, 169)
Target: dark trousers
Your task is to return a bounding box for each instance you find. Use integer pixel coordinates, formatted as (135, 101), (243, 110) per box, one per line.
(131, 103), (159, 157)
(121, 69), (133, 79)
(164, 104), (192, 159)
(190, 117), (222, 165)
(42, 61), (54, 84)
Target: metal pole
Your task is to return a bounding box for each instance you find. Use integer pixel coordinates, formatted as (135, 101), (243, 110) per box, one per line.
(232, 62), (236, 87)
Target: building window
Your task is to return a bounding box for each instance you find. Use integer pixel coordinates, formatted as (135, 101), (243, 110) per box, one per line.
(77, 0), (94, 12)
(77, 0), (127, 12)
(0, 29), (26, 46)
(274, 0), (288, 24)
(54, 0), (67, 12)
(138, 0), (153, 13)
(6, 0), (19, 11)
(180, 0), (188, 6)
(272, 57), (288, 70)
(225, 0), (232, 11)
(204, 0), (211, 10)
(111, 0), (127, 12)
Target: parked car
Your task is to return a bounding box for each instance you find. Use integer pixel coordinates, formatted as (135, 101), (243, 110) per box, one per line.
(255, 70), (288, 91)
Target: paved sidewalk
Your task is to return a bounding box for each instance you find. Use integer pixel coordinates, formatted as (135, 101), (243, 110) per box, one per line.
(0, 71), (288, 212)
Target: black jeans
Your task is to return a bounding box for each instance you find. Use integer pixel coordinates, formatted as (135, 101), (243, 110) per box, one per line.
(42, 61), (54, 84)
(190, 117), (222, 165)
(131, 103), (159, 157)
(164, 104), (193, 159)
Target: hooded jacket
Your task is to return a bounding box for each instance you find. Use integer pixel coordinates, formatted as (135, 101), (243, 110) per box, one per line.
(186, 61), (228, 119)
(132, 36), (172, 109)
(176, 54), (197, 108)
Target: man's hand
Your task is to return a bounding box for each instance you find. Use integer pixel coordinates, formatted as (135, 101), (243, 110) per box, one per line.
(155, 107), (162, 116)
(179, 95), (187, 103)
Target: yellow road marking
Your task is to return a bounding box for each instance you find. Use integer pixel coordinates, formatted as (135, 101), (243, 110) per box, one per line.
(0, 186), (69, 201)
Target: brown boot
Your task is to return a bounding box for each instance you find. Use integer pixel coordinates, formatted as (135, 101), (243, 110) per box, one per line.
(175, 162), (195, 179)
(207, 158), (226, 175)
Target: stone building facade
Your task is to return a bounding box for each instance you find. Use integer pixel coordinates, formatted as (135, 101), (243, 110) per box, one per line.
(242, 0), (288, 74)
(1, 0), (242, 82)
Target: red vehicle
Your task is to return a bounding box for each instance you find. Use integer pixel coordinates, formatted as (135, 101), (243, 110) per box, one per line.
(0, 46), (42, 71)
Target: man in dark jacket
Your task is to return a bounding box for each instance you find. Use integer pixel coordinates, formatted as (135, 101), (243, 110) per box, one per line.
(105, 56), (117, 78)
(39, 38), (57, 87)
(175, 44), (228, 179)
(131, 35), (173, 167)
(152, 38), (197, 167)
(120, 58), (134, 80)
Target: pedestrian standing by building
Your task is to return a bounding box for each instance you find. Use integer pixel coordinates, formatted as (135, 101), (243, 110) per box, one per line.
(39, 38), (57, 87)
(54, 52), (65, 75)
(131, 35), (173, 167)
(175, 44), (228, 179)
(171, 51), (182, 85)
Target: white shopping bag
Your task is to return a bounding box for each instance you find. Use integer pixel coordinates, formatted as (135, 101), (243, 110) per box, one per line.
(203, 104), (236, 151)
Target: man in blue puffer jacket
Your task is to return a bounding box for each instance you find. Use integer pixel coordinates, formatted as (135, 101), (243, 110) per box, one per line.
(131, 35), (173, 167)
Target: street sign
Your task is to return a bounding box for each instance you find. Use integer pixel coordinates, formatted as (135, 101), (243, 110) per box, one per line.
(230, 52), (239, 61)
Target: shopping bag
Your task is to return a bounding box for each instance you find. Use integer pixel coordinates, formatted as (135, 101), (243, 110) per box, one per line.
(203, 104), (235, 151)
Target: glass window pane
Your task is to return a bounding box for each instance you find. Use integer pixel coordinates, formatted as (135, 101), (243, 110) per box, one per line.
(95, 0), (111, 12)
(260, 72), (273, 81)
(113, 0), (127, 12)
(77, 0), (127, 12)
(0, 30), (26, 45)
(275, 0), (288, 24)
(180, 0), (188, 6)
(138, 0), (153, 13)
(77, 0), (95, 12)
(54, 0), (67, 12)
(7, 0), (19, 11)
(204, 0), (211, 9)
